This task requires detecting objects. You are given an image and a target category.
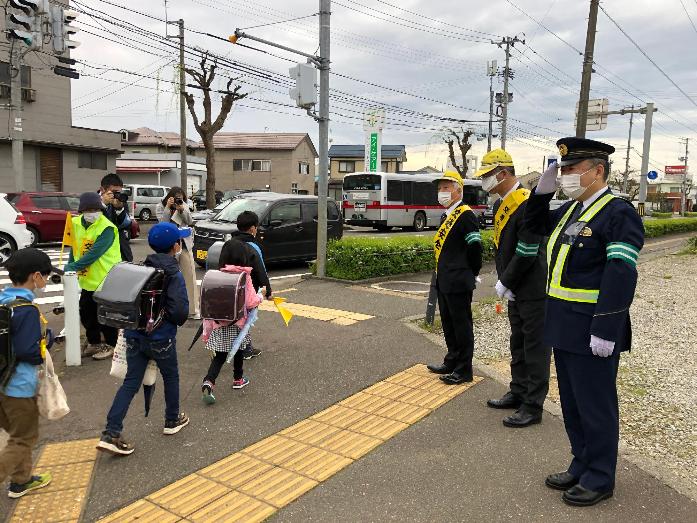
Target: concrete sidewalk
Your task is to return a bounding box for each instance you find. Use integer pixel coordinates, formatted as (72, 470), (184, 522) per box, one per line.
(2, 233), (695, 522)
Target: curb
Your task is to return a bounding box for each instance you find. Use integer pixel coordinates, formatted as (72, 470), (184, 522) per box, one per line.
(401, 312), (697, 505)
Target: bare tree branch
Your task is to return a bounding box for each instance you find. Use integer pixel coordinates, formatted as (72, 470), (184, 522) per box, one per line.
(442, 128), (473, 177)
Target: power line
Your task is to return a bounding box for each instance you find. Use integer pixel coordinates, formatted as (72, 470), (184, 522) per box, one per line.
(503, 0), (582, 55)
(679, 0), (697, 36)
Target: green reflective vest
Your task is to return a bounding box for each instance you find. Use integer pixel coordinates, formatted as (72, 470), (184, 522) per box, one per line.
(71, 214), (121, 291)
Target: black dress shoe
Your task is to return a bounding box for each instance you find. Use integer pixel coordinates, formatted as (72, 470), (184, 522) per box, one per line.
(426, 363), (453, 375)
(562, 484), (613, 507)
(502, 409), (542, 428)
(439, 372), (473, 385)
(487, 391), (522, 409)
(545, 471), (579, 491)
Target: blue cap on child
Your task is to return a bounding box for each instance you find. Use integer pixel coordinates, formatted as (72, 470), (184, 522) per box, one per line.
(148, 222), (191, 252)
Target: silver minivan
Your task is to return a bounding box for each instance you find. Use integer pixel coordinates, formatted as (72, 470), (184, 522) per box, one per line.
(122, 185), (169, 221)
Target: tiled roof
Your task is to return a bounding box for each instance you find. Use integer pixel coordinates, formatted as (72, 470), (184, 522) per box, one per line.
(209, 133), (315, 153)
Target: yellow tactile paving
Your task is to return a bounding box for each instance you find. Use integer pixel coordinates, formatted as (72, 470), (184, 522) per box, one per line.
(146, 473), (230, 518)
(101, 366), (482, 521)
(9, 438), (100, 523)
(97, 499), (181, 523)
(188, 490), (276, 523)
(257, 300), (374, 325)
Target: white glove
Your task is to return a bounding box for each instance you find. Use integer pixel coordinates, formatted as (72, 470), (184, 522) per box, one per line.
(536, 161), (559, 195)
(590, 335), (615, 357)
(475, 276), (482, 288)
(503, 289), (516, 301)
(495, 280), (507, 299)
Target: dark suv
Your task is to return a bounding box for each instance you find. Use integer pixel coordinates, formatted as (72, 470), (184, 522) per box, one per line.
(193, 193), (343, 266)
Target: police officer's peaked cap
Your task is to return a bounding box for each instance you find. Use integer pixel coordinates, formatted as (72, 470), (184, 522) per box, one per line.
(556, 137), (615, 167)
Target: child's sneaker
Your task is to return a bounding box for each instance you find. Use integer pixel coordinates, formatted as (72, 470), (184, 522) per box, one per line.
(202, 381), (216, 405)
(96, 433), (135, 456)
(92, 344), (115, 361)
(8, 473), (52, 499)
(243, 347), (262, 360)
(163, 413), (190, 435)
(232, 377), (250, 389)
(82, 343), (101, 357)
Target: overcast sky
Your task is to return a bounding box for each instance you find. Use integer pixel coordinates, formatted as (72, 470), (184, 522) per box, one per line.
(71, 0), (697, 179)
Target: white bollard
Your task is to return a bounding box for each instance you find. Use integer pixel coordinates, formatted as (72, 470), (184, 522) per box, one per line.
(63, 271), (81, 366)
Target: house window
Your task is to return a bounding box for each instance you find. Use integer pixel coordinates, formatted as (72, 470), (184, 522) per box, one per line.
(339, 160), (355, 173)
(291, 183), (299, 194)
(252, 160), (271, 172)
(299, 162), (310, 175)
(233, 159), (271, 172)
(78, 151), (107, 170)
(381, 161), (389, 172)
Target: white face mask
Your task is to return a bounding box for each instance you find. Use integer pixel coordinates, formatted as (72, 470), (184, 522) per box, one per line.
(33, 273), (48, 294)
(437, 191), (453, 207)
(559, 167), (597, 200)
(83, 211), (101, 223)
(481, 174), (502, 193)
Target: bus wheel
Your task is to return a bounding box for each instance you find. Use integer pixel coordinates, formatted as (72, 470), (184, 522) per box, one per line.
(413, 212), (427, 232)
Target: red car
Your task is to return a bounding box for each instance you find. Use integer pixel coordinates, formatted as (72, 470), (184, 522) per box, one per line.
(6, 192), (79, 246)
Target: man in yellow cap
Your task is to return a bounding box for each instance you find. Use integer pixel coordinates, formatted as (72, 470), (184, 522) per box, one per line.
(474, 150), (550, 427)
(426, 170), (483, 384)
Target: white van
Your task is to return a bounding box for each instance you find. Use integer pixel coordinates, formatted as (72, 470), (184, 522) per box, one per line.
(122, 185), (169, 221)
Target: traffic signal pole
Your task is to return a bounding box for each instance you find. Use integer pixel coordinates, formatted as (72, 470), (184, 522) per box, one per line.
(10, 44), (24, 192)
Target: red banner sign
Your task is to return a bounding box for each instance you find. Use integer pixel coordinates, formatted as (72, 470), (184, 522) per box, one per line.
(665, 165), (687, 175)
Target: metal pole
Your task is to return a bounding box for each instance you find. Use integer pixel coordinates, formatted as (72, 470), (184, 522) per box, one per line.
(10, 45), (24, 192)
(316, 0), (330, 278)
(681, 138), (689, 216)
(638, 102), (654, 208)
(178, 19), (188, 192)
(63, 272), (81, 366)
(622, 105), (634, 193)
(576, 0), (600, 138)
(501, 39), (511, 149)
(487, 73), (494, 152)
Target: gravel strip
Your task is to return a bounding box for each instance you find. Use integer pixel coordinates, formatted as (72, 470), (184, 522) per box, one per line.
(462, 253), (697, 490)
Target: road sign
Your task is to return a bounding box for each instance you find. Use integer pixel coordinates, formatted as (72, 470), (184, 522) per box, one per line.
(647, 170), (658, 180)
(363, 107), (385, 131)
(363, 107), (384, 172)
(575, 98), (609, 131)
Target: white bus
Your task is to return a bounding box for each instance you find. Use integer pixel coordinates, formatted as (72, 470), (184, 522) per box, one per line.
(342, 171), (488, 231)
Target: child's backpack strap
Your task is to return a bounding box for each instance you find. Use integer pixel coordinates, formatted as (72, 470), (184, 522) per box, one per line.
(246, 241), (266, 270)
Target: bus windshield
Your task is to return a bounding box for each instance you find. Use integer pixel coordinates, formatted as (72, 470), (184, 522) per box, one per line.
(343, 174), (382, 191)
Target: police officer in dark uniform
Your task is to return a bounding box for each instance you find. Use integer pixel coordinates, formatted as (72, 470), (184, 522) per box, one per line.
(473, 149), (550, 428)
(426, 171), (483, 384)
(523, 138), (644, 507)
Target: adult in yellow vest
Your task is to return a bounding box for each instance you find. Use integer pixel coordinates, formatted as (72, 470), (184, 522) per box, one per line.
(426, 171), (483, 385)
(64, 192), (121, 362)
(473, 149), (550, 428)
(523, 138), (644, 507)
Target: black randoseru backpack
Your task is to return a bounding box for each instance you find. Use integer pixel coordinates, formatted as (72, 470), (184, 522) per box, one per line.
(0, 299), (34, 388)
(93, 263), (166, 333)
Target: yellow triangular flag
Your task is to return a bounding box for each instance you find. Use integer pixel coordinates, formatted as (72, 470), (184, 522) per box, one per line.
(58, 212), (74, 268)
(273, 297), (293, 326)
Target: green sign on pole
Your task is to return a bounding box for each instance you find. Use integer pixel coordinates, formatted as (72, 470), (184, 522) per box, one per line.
(369, 132), (378, 171)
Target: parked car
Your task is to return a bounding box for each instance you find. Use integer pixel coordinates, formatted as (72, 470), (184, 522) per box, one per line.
(0, 194), (32, 264)
(191, 189), (223, 211)
(121, 184), (169, 221)
(193, 193), (343, 266)
(191, 199), (231, 222)
(6, 192), (79, 246)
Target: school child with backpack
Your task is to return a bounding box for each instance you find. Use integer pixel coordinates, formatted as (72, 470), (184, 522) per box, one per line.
(201, 239), (264, 404)
(96, 222), (190, 456)
(228, 210), (272, 360)
(0, 248), (59, 498)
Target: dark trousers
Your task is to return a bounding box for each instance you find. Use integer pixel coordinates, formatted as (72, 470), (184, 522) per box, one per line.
(105, 336), (180, 436)
(507, 299), (551, 414)
(0, 394), (38, 485)
(205, 350), (244, 384)
(438, 290), (474, 376)
(554, 348), (620, 493)
(80, 290), (118, 347)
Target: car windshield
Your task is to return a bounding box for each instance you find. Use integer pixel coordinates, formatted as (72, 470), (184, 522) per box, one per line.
(213, 198), (270, 222)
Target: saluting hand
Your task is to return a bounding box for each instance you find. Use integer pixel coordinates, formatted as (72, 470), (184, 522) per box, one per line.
(536, 161), (559, 195)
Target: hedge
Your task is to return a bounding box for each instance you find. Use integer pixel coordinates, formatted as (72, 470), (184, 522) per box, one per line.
(321, 232), (495, 281)
(686, 212), (697, 218)
(651, 212), (673, 219)
(644, 218), (697, 238)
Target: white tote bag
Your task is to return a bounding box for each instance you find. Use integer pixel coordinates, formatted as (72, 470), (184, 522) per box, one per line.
(37, 350), (70, 421)
(110, 331), (158, 386)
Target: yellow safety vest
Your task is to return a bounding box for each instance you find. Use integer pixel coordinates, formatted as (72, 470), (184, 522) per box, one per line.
(71, 214), (121, 291)
(546, 193), (616, 303)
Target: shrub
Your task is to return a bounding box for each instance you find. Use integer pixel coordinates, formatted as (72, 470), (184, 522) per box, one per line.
(321, 232), (495, 280)
(644, 218), (697, 238)
(685, 212), (697, 218)
(650, 212), (673, 219)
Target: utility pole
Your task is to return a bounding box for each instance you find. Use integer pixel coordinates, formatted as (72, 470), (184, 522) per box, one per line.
(172, 20), (188, 193)
(316, 0), (330, 278)
(638, 102), (655, 214)
(576, 0), (600, 138)
(679, 137), (689, 216)
(492, 36), (523, 149)
(10, 45), (24, 192)
(622, 105), (634, 193)
(486, 60), (497, 152)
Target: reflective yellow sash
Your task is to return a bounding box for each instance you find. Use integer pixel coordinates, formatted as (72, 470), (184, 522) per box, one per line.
(433, 205), (471, 266)
(493, 188), (530, 247)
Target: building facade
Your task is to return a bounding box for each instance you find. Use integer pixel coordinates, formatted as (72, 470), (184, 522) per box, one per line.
(116, 154), (207, 195)
(328, 145), (407, 179)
